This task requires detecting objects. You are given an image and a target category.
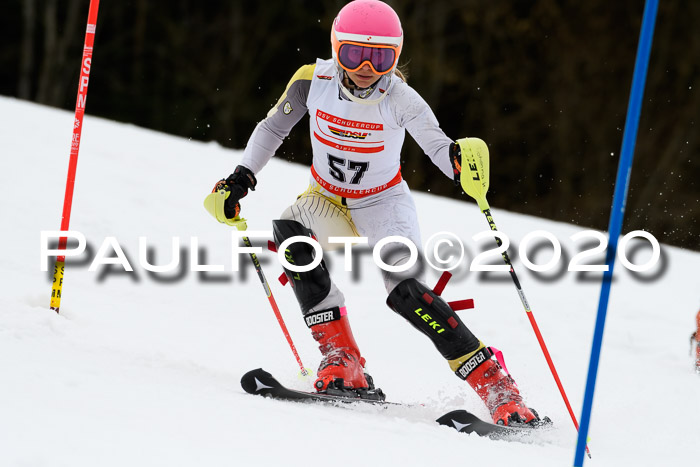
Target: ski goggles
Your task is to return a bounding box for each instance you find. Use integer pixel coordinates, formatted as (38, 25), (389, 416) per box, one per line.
(335, 42), (399, 75)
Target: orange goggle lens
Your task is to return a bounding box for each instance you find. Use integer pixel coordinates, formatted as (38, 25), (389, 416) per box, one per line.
(337, 42), (398, 75)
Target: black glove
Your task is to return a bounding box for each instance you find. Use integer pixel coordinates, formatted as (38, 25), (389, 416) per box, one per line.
(449, 142), (461, 187)
(212, 165), (257, 219)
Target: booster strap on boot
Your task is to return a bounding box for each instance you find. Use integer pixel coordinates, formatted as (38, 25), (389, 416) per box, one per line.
(451, 345), (493, 380)
(304, 306), (346, 328)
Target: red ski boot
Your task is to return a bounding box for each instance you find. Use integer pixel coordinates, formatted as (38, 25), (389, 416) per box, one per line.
(455, 347), (540, 426)
(309, 309), (369, 392)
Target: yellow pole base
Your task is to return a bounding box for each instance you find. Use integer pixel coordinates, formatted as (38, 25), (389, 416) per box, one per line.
(50, 260), (65, 312)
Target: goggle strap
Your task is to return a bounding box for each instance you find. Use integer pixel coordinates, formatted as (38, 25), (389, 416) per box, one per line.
(333, 30), (402, 47)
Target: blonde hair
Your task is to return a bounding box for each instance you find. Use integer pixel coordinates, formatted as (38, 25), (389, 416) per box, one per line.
(394, 64), (408, 83)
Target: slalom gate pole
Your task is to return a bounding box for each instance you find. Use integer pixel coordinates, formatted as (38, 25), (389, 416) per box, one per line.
(456, 137), (590, 458)
(231, 219), (309, 376)
(574, 1), (658, 465)
(50, 0), (101, 312)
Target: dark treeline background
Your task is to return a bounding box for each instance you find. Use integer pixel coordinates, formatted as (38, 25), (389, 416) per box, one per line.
(2, 0), (698, 249)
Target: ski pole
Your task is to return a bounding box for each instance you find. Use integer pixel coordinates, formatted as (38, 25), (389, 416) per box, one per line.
(456, 137), (590, 458)
(50, 0), (101, 313)
(229, 216), (310, 377)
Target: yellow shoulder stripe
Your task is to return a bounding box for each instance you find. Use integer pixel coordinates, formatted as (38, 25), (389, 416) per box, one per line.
(291, 64), (316, 82)
(267, 64), (316, 118)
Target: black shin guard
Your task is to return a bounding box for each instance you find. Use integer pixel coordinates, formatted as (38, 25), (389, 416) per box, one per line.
(272, 219), (331, 313)
(387, 278), (480, 360)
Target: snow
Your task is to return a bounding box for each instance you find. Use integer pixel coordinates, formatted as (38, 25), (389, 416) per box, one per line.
(1, 96), (699, 466)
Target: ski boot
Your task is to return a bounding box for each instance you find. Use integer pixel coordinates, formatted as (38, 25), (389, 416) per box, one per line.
(457, 347), (542, 426)
(310, 312), (383, 400)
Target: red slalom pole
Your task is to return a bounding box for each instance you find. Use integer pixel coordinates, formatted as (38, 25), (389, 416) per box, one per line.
(236, 226), (309, 376)
(50, 0), (101, 312)
(481, 210), (590, 458)
(457, 137), (590, 457)
(525, 311), (580, 429)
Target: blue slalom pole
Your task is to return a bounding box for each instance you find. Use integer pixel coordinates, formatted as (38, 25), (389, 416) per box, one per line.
(574, 0), (659, 465)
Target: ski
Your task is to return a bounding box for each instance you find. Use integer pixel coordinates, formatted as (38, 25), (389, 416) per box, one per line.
(436, 409), (552, 440)
(242, 368), (552, 442)
(241, 368), (396, 406)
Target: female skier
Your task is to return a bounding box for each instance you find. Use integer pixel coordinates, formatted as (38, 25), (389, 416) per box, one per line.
(210, 0), (542, 426)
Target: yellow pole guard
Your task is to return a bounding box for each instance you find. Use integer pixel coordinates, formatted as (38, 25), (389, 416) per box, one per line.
(456, 137), (491, 212)
(230, 215), (248, 232)
(203, 189), (249, 230)
(50, 259), (65, 312)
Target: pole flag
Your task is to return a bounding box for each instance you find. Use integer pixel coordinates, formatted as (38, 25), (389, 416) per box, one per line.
(50, 0), (101, 312)
(574, 0), (659, 464)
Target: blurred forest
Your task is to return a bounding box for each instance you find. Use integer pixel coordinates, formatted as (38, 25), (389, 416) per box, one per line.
(2, 0), (698, 249)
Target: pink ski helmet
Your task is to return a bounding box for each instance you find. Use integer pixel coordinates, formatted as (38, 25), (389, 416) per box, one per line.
(331, 0), (404, 76)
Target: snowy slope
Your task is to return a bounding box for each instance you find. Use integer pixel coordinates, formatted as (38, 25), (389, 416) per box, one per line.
(1, 96), (698, 467)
